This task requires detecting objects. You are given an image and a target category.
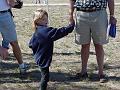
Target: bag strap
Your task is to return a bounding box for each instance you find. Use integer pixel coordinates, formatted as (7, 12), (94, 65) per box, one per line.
(8, 9), (14, 17)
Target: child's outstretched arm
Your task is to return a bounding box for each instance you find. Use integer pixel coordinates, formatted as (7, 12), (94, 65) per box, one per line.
(49, 20), (75, 41)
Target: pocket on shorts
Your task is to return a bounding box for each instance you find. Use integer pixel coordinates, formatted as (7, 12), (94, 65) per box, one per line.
(75, 33), (81, 44)
(77, 12), (90, 21)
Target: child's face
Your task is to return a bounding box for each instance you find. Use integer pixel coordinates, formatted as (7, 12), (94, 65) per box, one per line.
(37, 15), (48, 26)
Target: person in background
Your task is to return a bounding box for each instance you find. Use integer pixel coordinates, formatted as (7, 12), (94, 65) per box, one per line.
(32, 0), (41, 4)
(0, 0), (29, 74)
(69, 0), (117, 83)
(29, 9), (75, 90)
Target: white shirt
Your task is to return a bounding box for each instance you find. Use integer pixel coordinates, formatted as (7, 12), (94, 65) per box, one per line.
(0, 0), (10, 11)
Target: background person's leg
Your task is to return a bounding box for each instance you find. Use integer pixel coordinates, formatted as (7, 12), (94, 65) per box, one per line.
(10, 41), (30, 74)
(10, 41), (23, 64)
(38, 0), (41, 3)
(81, 43), (90, 74)
(94, 44), (104, 76)
(36, 0), (37, 4)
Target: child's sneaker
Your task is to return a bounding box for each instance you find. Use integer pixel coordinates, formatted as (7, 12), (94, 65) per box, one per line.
(19, 63), (30, 74)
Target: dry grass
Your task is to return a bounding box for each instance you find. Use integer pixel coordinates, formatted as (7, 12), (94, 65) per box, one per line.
(0, 1), (120, 90)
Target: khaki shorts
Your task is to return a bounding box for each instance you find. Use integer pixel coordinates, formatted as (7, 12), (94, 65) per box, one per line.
(75, 9), (109, 45)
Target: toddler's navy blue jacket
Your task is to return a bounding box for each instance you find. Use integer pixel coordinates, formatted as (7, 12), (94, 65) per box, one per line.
(29, 23), (75, 68)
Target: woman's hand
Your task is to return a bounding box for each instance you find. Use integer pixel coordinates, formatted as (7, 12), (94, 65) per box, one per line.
(109, 16), (117, 25)
(0, 46), (9, 60)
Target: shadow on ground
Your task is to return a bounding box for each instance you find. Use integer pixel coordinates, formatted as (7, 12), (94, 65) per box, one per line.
(0, 53), (120, 90)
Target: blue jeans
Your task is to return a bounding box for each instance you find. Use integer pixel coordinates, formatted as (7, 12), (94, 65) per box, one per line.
(39, 67), (49, 90)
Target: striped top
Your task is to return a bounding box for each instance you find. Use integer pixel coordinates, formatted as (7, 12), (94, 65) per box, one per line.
(74, 0), (107, 10)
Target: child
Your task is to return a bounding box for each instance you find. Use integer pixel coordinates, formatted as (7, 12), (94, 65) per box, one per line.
(29, 9), (75, 90)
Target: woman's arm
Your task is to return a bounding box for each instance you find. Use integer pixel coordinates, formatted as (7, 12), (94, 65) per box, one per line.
(108, 0), (117, 24)
(69, 0), (76, 22)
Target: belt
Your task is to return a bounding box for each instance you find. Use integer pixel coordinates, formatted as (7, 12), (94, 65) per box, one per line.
(0, 10), (9, 13)
(76, 8), (101, 12)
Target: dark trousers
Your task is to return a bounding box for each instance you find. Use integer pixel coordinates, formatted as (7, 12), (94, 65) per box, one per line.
(39, 67), (49, 90)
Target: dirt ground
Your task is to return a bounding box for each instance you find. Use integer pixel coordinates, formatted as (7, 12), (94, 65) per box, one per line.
(0, 0), (120, 90)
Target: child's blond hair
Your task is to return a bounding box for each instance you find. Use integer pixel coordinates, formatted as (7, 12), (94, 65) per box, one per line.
(32, 8), (48, 31)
